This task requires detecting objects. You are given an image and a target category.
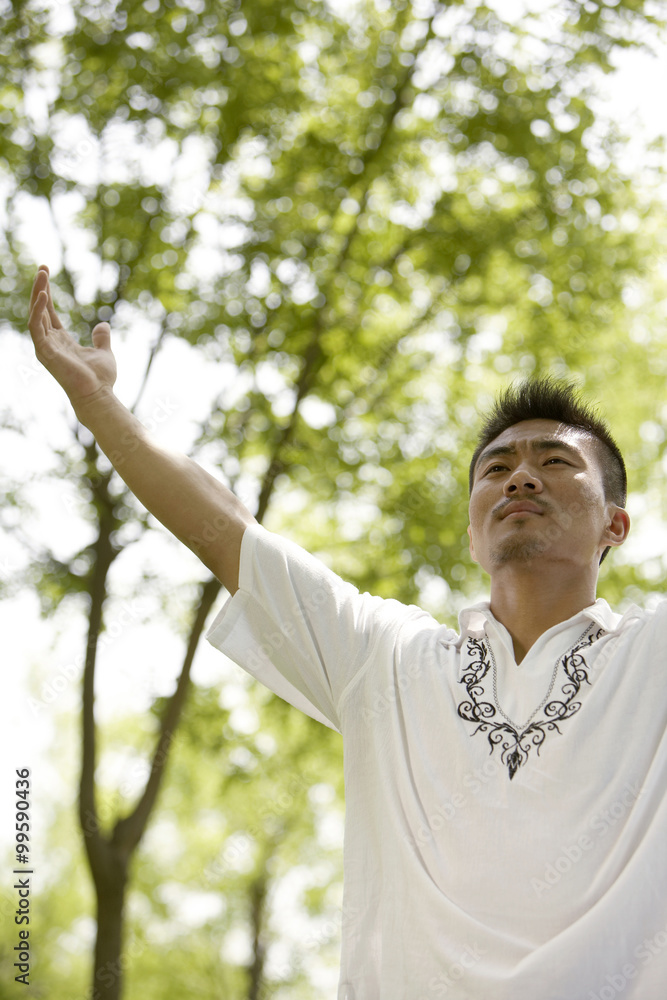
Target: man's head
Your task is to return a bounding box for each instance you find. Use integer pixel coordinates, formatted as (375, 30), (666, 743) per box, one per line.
(467, 376), (629, 573)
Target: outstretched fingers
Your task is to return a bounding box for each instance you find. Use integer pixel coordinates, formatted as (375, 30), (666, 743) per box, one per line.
(29, 268), (47, 314)
(28, 289), (49, 349)
(29, 266), (62, 329)
(91, 322), (111, 351)
(45, 279), (62, 330)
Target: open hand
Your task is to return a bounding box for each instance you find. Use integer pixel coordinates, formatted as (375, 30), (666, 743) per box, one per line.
(28, 265), (117, 414)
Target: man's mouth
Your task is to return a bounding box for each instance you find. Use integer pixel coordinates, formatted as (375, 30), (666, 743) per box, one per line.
(500, 501), (545, 518)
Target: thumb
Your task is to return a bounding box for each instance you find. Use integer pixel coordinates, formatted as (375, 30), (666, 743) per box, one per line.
(91, 322), (111, 350)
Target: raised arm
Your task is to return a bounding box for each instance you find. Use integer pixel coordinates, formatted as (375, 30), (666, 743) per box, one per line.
(28, 265), (256, 593)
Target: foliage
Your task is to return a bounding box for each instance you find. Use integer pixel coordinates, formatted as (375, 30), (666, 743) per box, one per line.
(3, 0), (667, 995)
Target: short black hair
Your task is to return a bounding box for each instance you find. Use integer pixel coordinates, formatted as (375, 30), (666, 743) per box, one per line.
(469, 376), (627, 564)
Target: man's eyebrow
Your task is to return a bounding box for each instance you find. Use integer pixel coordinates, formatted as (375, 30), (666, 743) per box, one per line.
(475, 438), (585, 472)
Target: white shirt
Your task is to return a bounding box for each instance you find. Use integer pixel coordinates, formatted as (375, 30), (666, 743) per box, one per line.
(206, 523), (667, 999)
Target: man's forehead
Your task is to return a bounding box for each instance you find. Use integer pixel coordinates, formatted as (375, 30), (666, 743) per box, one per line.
(486, 419), (591, 449)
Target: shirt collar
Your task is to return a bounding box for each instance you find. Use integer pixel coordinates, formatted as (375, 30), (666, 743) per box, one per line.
(455, 597), (639, 648)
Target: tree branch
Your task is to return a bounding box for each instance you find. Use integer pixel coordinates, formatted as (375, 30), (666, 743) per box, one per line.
(112, 574), (221, 855)
(246, 869), (269, 1000)
(79, 443), (121, 880)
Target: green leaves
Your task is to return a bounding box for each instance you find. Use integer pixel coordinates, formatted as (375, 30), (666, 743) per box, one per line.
(5, 0), (667, 995)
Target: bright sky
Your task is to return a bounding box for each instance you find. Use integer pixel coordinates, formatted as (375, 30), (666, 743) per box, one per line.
(2, 1), (667, 979)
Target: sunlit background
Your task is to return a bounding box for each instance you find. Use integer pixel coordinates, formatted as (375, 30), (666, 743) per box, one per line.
(3, 0), (667, 995)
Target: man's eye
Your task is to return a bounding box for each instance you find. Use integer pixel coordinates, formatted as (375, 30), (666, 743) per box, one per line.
(485, 465), (507, 474)
(545, 458), (566, 464)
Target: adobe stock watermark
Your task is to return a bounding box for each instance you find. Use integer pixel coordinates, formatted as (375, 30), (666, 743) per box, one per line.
(232, 581), (333, 683)
(251, 900), (361, 1000)
(361, 630), (451, 724)
(300, 900), (359, 953)
(187, 490), (252, 563)
(420, 940), (487, 997)
(106, 395), (180, 467)
(58, 395), (181, 514)
(531, 780), (643, 898)
(0, 550), (23, 584)
(18, 349), (54, 389)
(66, 929), (148, 1000)
(391, 465), (457, 521)
(202, 771), (310, 885)
(588, 918), (667, 1000)
(27, 598), (149, 716)
(80, 728), (184, 839)
(266, 900), (361, 995)
(405, 755), (502, 853)
(496, 496), (589, 561)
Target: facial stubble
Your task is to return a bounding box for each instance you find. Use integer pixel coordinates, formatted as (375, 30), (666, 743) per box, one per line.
(489, 529), (550, 568)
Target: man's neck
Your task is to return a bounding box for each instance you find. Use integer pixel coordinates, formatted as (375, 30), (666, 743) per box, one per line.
(488, 565), (597, 664)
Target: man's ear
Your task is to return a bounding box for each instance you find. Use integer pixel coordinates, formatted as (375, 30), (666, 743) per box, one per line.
(603, 505), (631, 552)
(467, 524), (478, 564)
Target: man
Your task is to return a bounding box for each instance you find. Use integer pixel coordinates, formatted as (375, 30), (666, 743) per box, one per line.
(29, 264), (667, 999)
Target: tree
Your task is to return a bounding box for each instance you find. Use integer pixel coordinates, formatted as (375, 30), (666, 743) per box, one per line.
(3, 0), (667, 995)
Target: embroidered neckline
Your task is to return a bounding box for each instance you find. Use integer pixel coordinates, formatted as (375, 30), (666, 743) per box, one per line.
(457, 623), (606, 780)
(490, 622), (595, 732)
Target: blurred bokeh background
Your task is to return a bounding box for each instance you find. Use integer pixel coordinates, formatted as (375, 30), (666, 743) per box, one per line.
(3, 0), (667, 996)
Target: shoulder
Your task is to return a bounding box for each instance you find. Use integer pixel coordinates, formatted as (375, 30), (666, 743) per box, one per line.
(599, 597), (667, 646)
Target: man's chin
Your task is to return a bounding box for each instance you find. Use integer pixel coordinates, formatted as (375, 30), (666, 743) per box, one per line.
(489, 536), (549, 568)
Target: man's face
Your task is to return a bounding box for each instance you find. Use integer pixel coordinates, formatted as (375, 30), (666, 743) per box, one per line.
(467, 418), (624, 573)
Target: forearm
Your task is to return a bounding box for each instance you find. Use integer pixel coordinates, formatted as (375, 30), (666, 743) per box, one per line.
(77, 388), (255, 592)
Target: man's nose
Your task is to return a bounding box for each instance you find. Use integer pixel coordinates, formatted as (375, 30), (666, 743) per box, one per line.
(504, 466), (543, 494)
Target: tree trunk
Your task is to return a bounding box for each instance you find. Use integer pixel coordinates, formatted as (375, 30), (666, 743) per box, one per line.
(247, 871), (268, 1000)
(90, 854), (128, 1000)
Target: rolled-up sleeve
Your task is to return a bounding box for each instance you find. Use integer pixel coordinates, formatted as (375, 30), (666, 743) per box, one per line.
(205, 524), (400, 731)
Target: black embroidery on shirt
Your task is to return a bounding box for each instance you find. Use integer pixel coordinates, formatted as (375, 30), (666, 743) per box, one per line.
(457, 628), (605, 780)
